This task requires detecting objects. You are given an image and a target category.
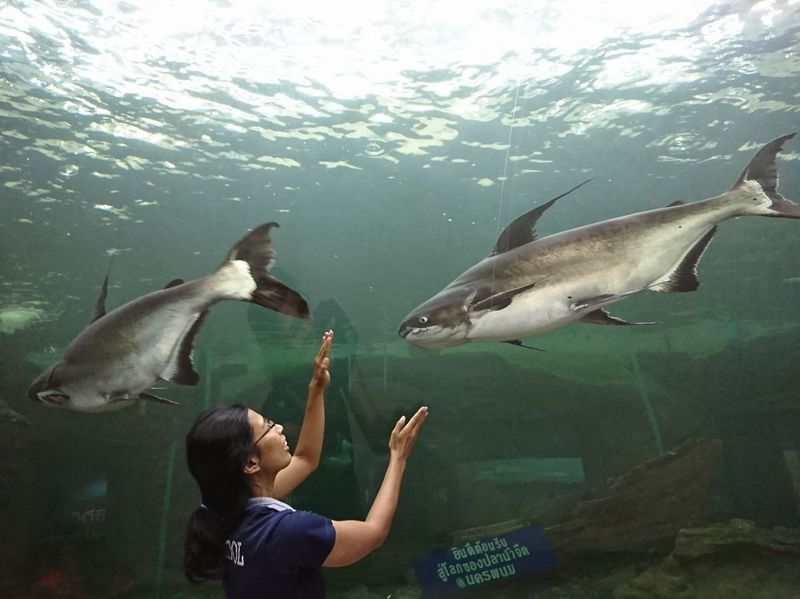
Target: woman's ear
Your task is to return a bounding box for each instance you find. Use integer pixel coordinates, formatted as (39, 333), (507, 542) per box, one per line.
(243, 454), (261, 475)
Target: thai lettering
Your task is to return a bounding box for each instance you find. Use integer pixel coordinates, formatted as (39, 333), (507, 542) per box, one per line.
(450, 536), (511, 561)
(439, 541), (533, 585)
(462, 564), (516, 586)
(513, 543), (530, 558)
(415, 525), (554, 595)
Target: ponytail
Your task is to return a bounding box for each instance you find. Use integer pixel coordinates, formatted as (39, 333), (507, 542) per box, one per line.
(183, 404), (254, 582)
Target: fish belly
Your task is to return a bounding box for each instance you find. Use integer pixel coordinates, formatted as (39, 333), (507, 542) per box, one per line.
(66, 302), (204, 399)
(468, 287), (577, 341)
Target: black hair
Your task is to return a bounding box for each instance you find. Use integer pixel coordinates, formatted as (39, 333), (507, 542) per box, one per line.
(183, 404), (255, 582)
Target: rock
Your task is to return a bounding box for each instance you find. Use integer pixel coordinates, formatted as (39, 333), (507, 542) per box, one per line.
(672, 518), (800, 559)
(546, 439), (722, 554)
(613, 519), (800, 599)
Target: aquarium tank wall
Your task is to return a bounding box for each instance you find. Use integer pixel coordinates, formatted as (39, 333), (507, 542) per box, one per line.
(1, 1), (799, 598)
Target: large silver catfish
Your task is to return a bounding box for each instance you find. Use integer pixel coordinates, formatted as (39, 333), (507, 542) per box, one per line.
(399, 133), (799, 348)
(28, 222), (309, 412)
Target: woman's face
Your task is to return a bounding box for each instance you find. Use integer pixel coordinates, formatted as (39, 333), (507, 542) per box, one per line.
(247, 408), (291, 473)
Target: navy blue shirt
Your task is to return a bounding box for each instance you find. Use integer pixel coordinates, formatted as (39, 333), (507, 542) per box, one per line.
(223, 497), (336, 599)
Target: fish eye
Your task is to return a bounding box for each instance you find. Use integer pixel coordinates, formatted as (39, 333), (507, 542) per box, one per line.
(418, 316), (429, 325)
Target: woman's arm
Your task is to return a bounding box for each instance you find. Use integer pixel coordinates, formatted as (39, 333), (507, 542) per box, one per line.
(273, 329), (333, 499)
(323, 405), (429, 567)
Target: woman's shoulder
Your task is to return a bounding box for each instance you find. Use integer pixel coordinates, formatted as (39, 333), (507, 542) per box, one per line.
(237, 504), (283, 530)
(276, 509), (331, 530)
(271, 510), (335, 558)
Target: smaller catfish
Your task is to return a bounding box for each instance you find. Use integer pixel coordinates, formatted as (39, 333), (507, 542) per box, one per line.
(399, 133), (799, 349)
(28, 222), (309, 412)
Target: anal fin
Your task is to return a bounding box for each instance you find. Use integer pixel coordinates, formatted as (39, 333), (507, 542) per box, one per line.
(160, 310), (208, 385)
(650, 226), (717, 293)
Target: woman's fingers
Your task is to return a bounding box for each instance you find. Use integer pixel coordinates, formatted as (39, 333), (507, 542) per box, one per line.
(311, 330), (334, 387)
(313, 330), (333, 372)
(316, 330), (333, 361)
(395, 407), (428, 434)
(389, 407), (429, 453)
(403, 406), (429, 434)
(392, 415), (407, 436)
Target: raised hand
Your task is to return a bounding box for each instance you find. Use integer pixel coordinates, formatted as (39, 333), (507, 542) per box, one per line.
(389, 406), (429, 461)
(310, 329), (333, 389)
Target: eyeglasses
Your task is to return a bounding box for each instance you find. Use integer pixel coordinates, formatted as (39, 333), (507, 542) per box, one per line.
(252, 419), (276, 448)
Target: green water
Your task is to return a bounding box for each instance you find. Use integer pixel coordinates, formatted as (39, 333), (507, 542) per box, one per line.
(2, 2), (800, 597)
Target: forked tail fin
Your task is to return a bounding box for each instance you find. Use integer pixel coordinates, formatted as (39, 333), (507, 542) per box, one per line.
(225, 222), (310, 319)
(732, 132), (800, 218)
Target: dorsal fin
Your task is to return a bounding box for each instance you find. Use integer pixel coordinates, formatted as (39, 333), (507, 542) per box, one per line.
(491, 179), (592, 256)
(90, 271), (111, 324)
(666, 200), (685, 207)
(163, 278), (184, 289)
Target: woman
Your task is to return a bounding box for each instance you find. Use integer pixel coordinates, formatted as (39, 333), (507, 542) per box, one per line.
(184, 330), (429, 598)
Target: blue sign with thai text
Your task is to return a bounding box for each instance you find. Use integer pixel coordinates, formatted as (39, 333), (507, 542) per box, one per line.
(413, 525), (556, 597)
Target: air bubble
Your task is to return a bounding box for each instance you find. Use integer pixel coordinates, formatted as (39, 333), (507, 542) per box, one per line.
(365, 141), (385, 157)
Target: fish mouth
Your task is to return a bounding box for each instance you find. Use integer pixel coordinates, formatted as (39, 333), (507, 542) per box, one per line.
(398, 323), (412, 338)
(404, 329), (469, 349)
(27, 387), (41, 403)
(28, 374), (70, 407)
(28, 366), (56, 403)
(34, 392), (68, 407)
(27, 383), (48, 404)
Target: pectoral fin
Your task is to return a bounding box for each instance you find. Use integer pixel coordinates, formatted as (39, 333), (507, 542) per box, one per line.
(471, 281), (540, 312)
(580, 309), (655, 326)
